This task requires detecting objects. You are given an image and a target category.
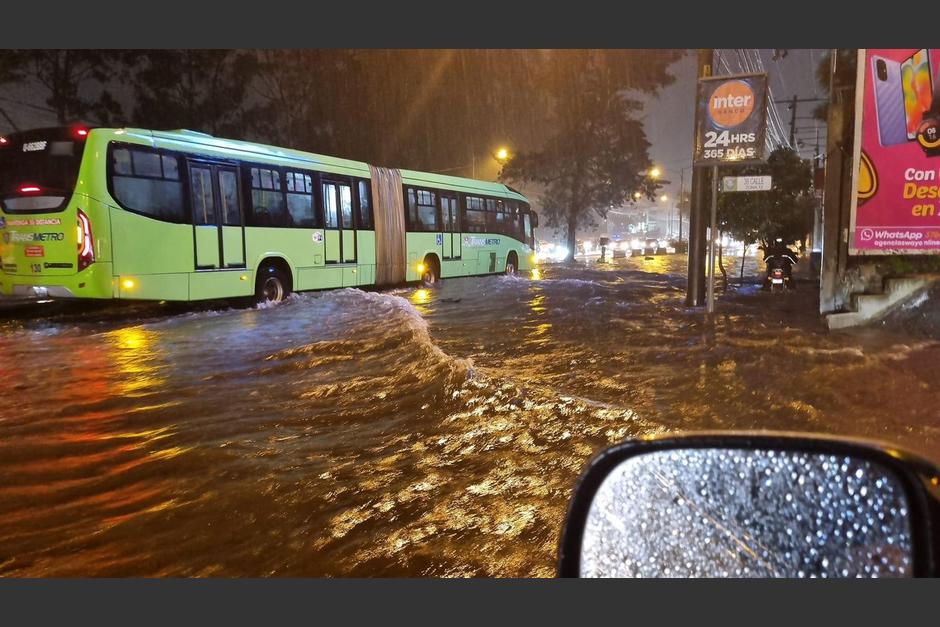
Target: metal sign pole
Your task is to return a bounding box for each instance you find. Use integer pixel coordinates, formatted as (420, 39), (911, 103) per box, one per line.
(706, 165), (718, 314)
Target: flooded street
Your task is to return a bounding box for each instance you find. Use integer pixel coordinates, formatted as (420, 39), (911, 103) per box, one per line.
(2, 255), (940, 577)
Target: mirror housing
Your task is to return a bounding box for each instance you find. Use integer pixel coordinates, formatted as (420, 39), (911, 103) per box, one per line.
(558, 433), (940, 577)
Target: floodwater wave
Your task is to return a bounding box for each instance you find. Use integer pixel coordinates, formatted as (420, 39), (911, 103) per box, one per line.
(1, 255), (938, 576)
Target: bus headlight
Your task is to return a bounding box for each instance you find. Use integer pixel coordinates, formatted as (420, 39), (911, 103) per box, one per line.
(122, 278), (135, 290)
(416, 262), (426, 275)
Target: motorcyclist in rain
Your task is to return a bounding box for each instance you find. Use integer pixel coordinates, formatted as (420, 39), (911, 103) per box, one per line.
(762, 237), (798, 290)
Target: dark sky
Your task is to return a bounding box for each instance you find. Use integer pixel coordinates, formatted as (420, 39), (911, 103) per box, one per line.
(1, 48), (827, 241)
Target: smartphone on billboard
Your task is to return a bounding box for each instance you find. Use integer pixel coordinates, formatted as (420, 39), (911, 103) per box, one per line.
(903, 49), (933, 139)
(872, 55), (908, 146)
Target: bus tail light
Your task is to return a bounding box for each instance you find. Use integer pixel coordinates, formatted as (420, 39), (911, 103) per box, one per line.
(77, 209), (95, 271)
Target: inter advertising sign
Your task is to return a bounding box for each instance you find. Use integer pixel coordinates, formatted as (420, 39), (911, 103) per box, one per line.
(693, 73), (768, 166)
(850, 49), (940, 254)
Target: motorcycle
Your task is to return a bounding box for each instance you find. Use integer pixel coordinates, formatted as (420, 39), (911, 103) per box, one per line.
(769, 266), (787, 291)
(558, 432), (940, 577)
(764, 252), (797, 292)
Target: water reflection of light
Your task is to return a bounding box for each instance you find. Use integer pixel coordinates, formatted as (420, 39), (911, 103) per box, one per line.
(640, 255), (671, 274)
(530, 268), (542, 281)
(527, 292), (546, 315)
(411, 289), (431, 305)
(106, 326), (166, 396)
(524, 284), (552, 347)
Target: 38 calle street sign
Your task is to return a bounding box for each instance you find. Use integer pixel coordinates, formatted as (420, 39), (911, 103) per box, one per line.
(722, 175), (772, 192)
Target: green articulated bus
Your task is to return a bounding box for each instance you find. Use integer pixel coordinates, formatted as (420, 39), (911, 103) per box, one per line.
(0, 126), (538, 302)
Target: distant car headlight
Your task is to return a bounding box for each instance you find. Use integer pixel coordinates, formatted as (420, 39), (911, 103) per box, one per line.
(631, 239), (642, 249)
(658, 240), (668, 248)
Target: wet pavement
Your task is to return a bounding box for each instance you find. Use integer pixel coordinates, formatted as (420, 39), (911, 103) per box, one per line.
(1, 254), (939, 577)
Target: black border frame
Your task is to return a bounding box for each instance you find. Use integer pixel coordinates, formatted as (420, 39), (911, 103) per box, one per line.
(557, 431), (940, 578)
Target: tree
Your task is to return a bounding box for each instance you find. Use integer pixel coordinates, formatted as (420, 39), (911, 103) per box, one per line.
(0, 52), (23, 130)
(252, 50), (334, 150)
(718, 147), (815, 278)
(498, 50), (681, 260)
(129, 50), (263, 138)
(6, 50), (124, 125)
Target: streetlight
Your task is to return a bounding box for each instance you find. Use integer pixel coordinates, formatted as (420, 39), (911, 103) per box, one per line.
(649, 167), (661, 179)
(633, 191), (642, 200)
(495, 147), (510, 163)
(660, 194), (668, 202)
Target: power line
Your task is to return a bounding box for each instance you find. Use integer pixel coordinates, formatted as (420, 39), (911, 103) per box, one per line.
(0, 96), (55, 115)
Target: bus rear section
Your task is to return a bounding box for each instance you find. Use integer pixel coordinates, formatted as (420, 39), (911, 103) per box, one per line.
(0, 127), (111, 299)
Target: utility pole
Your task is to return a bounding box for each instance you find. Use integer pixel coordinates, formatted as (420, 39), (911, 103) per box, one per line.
(678, 168), (685, 241)
(788, 94), (798, 146)
(0, 106), (18, 133)
(814, 127), (822, 170)
(819, 49), (854, 313)
(686, 49), (713, 307)
(774, 96), (826, 148)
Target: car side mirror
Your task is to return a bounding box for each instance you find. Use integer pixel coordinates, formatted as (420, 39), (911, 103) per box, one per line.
(558, 433), (940, 577)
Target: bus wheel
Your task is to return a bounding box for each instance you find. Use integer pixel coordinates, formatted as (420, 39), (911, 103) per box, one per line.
(421, 256), (439, 285)
(256, 264), (290, 303)
(505, 252), (518, 276)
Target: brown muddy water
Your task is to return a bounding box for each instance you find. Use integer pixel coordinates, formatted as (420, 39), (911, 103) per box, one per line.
(1, 255), (939, 576)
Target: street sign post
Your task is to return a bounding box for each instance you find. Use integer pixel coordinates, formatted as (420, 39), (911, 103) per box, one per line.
(692, 72), (768, 313)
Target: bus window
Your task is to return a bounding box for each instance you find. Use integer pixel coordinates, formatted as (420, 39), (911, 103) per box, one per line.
(113, 148), (132, 175)
(485, 202), (498, 232)
(406, 188), (417, 227)
(323, 182), (339, 228)
(357, 179), (373, 229)
(415, 189), (438, 231)
(162, 155), (179, 179)
(340, 184), (353, 229)
(248, 167), (288, 227)
(465, 210), (486, 232)
(495, 211), (505, 234)
(442, 196), (458, 232)
(110, 146), (185, 223)
(132, 150), (163, 178)
(463, 196), (486, 233)
(190, 167), (216, 225)
(286, 171), (315, 228)
(219, 170), (240, 226)
(524, 214), (533, 247)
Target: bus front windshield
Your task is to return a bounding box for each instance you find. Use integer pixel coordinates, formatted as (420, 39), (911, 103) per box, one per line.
(0, 128), (87, 213)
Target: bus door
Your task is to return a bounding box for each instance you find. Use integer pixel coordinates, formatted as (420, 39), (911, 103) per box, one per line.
(441, 193), (460, 260)
(218, 167), (245, 267)
(189, 163), (245, 270)
(322, 179), (356, 264)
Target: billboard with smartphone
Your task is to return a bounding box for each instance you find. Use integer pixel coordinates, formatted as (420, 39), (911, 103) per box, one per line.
(850, 49), (940, 254)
